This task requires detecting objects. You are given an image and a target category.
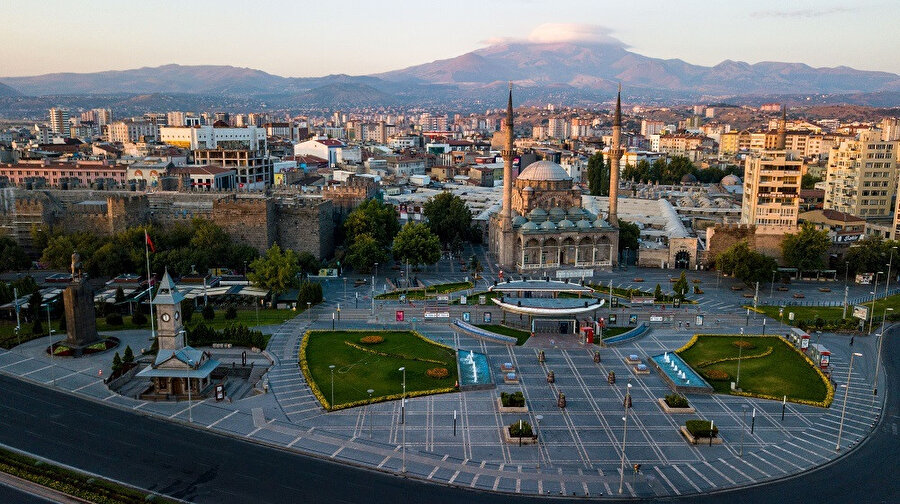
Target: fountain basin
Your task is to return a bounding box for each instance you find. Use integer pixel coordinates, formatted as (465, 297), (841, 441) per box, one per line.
(649, 352), (714, 394)
(456, 350), (494, 391)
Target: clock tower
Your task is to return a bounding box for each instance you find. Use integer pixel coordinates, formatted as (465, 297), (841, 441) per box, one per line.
(151, 269), (185, 350)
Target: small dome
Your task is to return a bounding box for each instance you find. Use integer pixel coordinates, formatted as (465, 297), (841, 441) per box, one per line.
(529, 207), (547, 217)
(512, 216), (528, 227)
(539, 220), (556, 230)
(517, 160), (572, 182)
(521, 221), (539, 230)
(681, 173), (697, 183)
(576, 219), (593, 229)
(594, 218), (608, 228)
(558, 219), (575, 229)
(549, 207), (567, 219)
(567, 206), (583, 216)
(721, 174), (742, 186)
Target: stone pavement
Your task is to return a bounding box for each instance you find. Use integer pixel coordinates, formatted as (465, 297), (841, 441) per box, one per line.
(0, 295), (886, 498)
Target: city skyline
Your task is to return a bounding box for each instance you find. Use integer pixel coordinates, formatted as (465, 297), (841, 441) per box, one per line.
(2, 0), (899, 78)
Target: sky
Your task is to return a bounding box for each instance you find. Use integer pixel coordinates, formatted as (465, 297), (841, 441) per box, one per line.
(2, 0), (899, 77)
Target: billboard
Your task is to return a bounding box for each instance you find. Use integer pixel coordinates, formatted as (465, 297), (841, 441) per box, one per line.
(852, 305), (869, 321)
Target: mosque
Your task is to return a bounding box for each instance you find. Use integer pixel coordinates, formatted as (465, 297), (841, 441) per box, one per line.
(489, 86), (621, 272)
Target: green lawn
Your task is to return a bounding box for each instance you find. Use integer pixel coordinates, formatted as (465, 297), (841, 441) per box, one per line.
(300, 330), (458, 410)
(757, 291), (900, 327)
(376, 281), (473, 300)
(475, 324), (531, 345)
(678, 335), (831, 406)
(451, 290), (500, 305)
(600, 327), (631, 339)
(185, 308), (297, 330)
(0, 320), (62, 349)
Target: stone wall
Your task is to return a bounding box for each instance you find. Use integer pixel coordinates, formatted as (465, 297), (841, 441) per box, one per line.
(705, 223), (786, 266)
(274, 197), (334, 260)
(210, 195), (275, 254)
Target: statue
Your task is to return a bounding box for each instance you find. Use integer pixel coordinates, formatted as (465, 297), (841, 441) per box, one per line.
(71, 251), (83, 282)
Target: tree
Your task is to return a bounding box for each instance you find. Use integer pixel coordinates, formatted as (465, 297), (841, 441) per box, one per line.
(392, 222), (441, 269)
(225, 305), (237, 320)
(202, 304), (215, 321)
(843, 235), (900, 277)
(422, 192), (473, 245)
(617, 220), (640, 255)
(782, 223), (831, 272)
(132, 310), (146, 325)
(715, 240), (778, 285)
(247, 244), (300, 294)
(343, 199), (400, 248)
(654, 284), (663, 301)
(123, 345), (134, 364)
(297, 281), (323, 306)
(112, 352), (122, 375)
(468, 255), (483, 278)
(114, 286), (125, 306)
(673, 271), (688, 299)
(0, 237), (30, 272)
(586, 151), (607, 196)
(346, 233), (390, 274)
(296, 251), (322, 276)
(801, 174), (822, 190)
(28, 291), (43, 323)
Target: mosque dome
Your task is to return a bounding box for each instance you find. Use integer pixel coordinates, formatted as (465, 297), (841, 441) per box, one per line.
(539, 221), (557, 230)
(512, 216), (528, 227)
(558, 219), (575, 229)
(521, 221), (539, 231)
(593, 218), (608, 228)
(576, 219), (593, 229)
(517, 160), (572, 182)
(681, 173), (698, 184)
(567, 206), (583, 217)
(548, 207), (567, 220)
(721, 174), (742, 186)
(528, 207), (548, 221)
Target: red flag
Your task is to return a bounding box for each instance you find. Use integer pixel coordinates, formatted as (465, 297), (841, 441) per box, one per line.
(145, 230), (156, 253)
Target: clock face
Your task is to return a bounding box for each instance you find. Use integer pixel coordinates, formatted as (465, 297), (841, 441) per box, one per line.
(161, 313), (171, 322)
(174, 311), (180, 321)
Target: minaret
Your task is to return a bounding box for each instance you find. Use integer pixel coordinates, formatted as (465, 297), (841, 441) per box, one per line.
(498, 83), (516, 268)
(608, 85), (623, 226)
(776, 105), (787, 150)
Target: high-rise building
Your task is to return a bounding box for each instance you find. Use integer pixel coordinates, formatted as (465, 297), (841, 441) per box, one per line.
(547, 116), (569, 139)
(881, 118), (900, 141)
(167, 111), (186, 127)
(94, 108), (112, 126)
(741, 151), (803, 230)
(49, 108), (70, 137)
(823, 129), (898, 218)
(107, 121), (158, 143)
(640, 120), (665, 137)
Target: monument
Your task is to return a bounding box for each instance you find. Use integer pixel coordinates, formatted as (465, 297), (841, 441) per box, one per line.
(58, 251), (111, 356)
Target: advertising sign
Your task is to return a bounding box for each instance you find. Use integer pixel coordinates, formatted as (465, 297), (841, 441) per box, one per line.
(853, 305), (869, 321)
(460, 295), (467, 305)
(396, 310), (404, 322)
(856, 273), (874, 285)
(436, 294), (450, 303)
(612, 297), (620, 308)
(609, 314), (617, 325)
(555, 268), (594, 279)
(696, 315), (704, 326)
(215, 384), (225, 401)
(424, 311), (450, 319)
(479, 295), (486, 305)
(800, 337), (809, 350)
(673, 298), (681, 308)
(789, 312), (795, 321)
(462, 312), (470, 322)
(628, 314), (638, 325)
(650, 315), (664, 322)
(483, 311), (492, 323)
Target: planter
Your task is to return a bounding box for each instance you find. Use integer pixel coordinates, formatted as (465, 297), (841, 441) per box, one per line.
(502, 426), (538, 445)
(502, 372), (519, 384)
(657, 397), (696, 414)
(497, 397), (528, 413)
(680, 425), (722, 445)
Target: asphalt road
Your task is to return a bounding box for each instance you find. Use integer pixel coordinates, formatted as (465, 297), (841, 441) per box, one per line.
(0, 482), (55, 503)
(0, 329), (898, 504)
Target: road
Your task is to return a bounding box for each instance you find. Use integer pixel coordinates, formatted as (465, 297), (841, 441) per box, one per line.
(0, 329), (897, 504)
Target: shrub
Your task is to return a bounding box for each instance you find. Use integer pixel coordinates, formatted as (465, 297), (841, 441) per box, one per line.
(703, 369), (730, 381)
(686, 419), (718, 438)
(501, 391), (525, 407)
(664, 393), (689, 408)
(732, 340), (756, 350)
(122, 345), (134, 364)
(225, 305), (237, 320)
(182, 301), (194, 324)
(202, 304), (215, 321)
(31, 318), (43, 336)
(186, 322), (267, 349)
(359, 335), (384, 345)
(426, 367), (449, 379)
(105, 312), (123, 326)
(111, 352), (122, 374)
(131, 310), (147, 325)
(508, 420), (533, 438)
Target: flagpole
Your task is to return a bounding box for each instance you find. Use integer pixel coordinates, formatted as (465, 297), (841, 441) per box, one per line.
(145, 229), (155, 342)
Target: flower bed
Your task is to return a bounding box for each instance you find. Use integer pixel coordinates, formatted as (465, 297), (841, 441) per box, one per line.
(657, 396), (696, 414)
(360, 335), (384, 345)
(426, 367), (449, 379)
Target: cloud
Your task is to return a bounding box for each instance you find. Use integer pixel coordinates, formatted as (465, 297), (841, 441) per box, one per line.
(751, 6), (854, 18)
(481, 23), (625, 46)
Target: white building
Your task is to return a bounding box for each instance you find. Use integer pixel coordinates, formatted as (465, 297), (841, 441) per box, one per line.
(158, 125), (266, 151)
(108, 121), (157, 143)
(294, 138), (346, 167)
(48, 108), (70, 137)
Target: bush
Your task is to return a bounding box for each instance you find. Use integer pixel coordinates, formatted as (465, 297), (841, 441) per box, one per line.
(703, 369), (730, 381)
(732, 340), (756, 350)
(131, 310), (147, 325)
(508, 420), (533, 438)
(297, 281), (323, 306)
(182, 301), (194, 324)
(186, 322), (267, 349)
(202, 304), (215, 321)
(501, 391), (525, 407)
(31, 318), (43, 336)
(111, 352), (122, 375)
(426, 367), (449, 379)
(225, 305), (237, 320)
(359, 335), (384, 345)
(664, 393), (689, 408)
(105, 312), (123, 326)
(686, 419), (718, 438)
(122, 345), (134, 364)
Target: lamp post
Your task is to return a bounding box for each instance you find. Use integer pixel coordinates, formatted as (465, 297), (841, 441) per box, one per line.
(399, 366), (406, 473)
(874, 308), (892, 396)
(329, 364), (336, 409)
(371, 262), (379, 316)
(770, 270), (776, 298)
(736, 327), (744, 389)
(836, 352), (863, 451)
(740, 404), (748, 457)
(868, 271), (883, 334)
(47, 304), (56, 386)
(618, 382), (632, 494)
(886, 247), (898, 296)
(307, 301), (311, 323)
(535, 414), (543, 470)
(367, 389), (374, 439)
(178, 329), (193, 422)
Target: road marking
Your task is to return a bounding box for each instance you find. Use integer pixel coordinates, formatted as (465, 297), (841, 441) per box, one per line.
(448, 470), (460, 483)
(685, 463), (716, 488)
(746, 453), (777, 477)
(653, 466), (681, 495)
(377, 456), (391, 469)
(21, 365), (52, 376)
(672, 465), (702, 492)
(73, 380), (101, 392)
(330, 446), (344, 458)
(718, 457), (753, 481)
(132, 402), (147, 410)
(207, 410), (238, 429)
(0, 357), (32, 369)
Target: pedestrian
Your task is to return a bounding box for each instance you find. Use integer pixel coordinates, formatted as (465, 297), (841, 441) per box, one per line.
(849, 335), (855, 346)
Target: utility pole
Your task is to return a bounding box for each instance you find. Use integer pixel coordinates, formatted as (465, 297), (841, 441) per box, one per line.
(842, 286), (849, 319)
(753, 281), (759, 309)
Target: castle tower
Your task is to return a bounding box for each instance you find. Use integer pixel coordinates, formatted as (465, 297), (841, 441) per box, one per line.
(776, 105), (787, 150)
(498, 84), (517, 267)
(608, 85), (623, 226)
(151, 269), (185, 350)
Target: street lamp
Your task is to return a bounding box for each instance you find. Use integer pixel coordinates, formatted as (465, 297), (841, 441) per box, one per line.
(367, 389), (375, 439)
(535, 414), (544, 470)
(886, 247), (898, 296)
(836, 352), (863, 451)
(740, 404), (748, 457)
(874, 308), (892, 396)
(868, 271), (883, 334)
(736, 328), (744, 389)
(399, 366), (406, 473)
(618, 382), (632, 494)
(329, 364), (336, 409)
(307, 301), (311, 322)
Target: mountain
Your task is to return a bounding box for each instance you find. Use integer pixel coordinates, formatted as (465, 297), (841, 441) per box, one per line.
(0, 82), (21, 97)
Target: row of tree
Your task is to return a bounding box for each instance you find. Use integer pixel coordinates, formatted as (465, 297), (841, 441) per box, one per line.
(714, 223), (831, 284)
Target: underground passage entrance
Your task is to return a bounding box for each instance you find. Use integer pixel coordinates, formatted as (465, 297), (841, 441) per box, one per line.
(532, 319), (576, 335)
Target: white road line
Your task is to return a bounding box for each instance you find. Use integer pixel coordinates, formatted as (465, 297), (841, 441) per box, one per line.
(72, 380), (102, 392)
(0, 357), (31, 369)
(207, 410), (238, 429)
(330, 446), (344, 458)
(21, 365), (52, 376)
(672, 465), (702, 492)
(746, 453), (778, 476)
(718, 457), (754, 481)
(685, 463), (716, 488)
(702, 460), (735, 485)
(169, 405), (192, 419)
(448, 470), (460, 483)
(653, 466), (681, 495)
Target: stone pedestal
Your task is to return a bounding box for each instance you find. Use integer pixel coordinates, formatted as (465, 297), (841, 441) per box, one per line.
(63, 281), (100, 347)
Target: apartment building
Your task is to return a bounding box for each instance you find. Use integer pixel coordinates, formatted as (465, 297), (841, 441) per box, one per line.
(741, 151), (803, 230)
(824, 129), (898, 218)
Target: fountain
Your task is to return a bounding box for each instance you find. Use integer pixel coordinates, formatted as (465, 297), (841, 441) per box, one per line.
(457, 350), (492, 389)
(649, 352), (713, 393)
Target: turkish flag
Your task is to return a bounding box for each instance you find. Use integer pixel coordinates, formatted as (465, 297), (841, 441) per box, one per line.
(145, 230), (156, 253)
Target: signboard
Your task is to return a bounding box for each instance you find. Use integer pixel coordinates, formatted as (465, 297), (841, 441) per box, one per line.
(459, 295), (467, 305)
(696, 315), (704, 326)
(479, 295), (486, 305)
(462, 312), (470, 322)
(436, 294), (450, 303)
(609, 314), (617, 325)
(628, 314), (638, 325)
(800, 337), (809, 350)
(673, 298), (681, 308)
(852, 305), (869, 321)
(215, 384), (225, 401)
(788, 312), (795, 321)
(650, 315), (664, 322)
(424, 311), (450, 319)
(313, 268), (339, 278)
(555, 268), (594, 279)
(856, 273), (874, 285)
(483, 311), (492, 323)
(611, 297), (619, 308)
(400, 294), (407, 303)
(632, 297), (655, 305)
(396, 310), (404, 322)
